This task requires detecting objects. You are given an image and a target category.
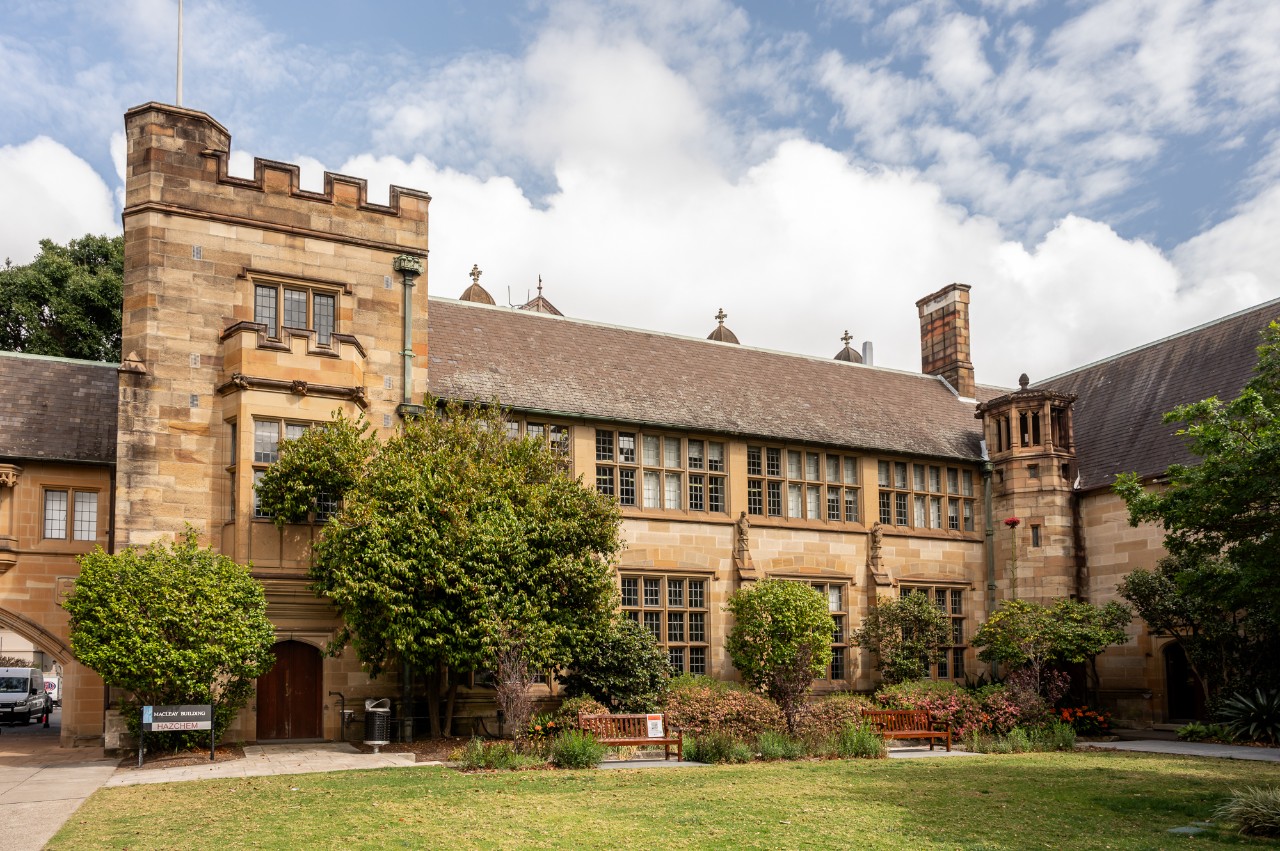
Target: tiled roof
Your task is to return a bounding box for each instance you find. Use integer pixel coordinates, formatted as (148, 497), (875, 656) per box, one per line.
(1036, 300), (1280, 490)
(0, 352), (119, 465)
(427, 298), (985, 461)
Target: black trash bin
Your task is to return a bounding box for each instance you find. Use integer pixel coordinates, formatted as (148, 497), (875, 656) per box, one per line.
(363, 698), (391, 753)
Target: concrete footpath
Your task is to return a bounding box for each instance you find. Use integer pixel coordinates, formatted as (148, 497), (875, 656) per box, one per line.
(105, 742), (423, 787)
(0, 736), (119, 851)
(1078, 738), (1280, 762)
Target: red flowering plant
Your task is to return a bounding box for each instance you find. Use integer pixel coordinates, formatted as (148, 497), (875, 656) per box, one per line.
(1059, 706), (1112, 736)
(524, 712), (560, 742)
(1003, 517), (1021, 528)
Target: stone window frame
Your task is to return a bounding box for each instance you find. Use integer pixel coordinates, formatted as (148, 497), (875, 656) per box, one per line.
(594, 429), (726, 516)
(746, 444), (860, 524)
(42, 487), (100, 542)
(876, 459), (977, 533)
(899, 582), (967, 681)
(805, 579), (851, 683)
(505, 418), (572, 460)
(619, 572), (710, 675)
(251, 276), (343, 347)
(244, 417), (335, 523)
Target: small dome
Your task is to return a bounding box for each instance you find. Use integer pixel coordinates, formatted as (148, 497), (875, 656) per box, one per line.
(460, 264), (496, 305)
(834, 330), (862, 363)
(707, 308), (739, 344)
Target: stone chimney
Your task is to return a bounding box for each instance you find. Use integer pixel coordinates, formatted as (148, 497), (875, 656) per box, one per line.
(915, 283), (976, 398)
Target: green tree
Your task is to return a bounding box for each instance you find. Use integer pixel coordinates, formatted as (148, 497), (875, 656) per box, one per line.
(62, 529), (276, 746)
(725, 579), (834, 734)
(0, 234), (123, 361)
(256, 400), (623, 738)
(559, 615), (671, 712)
(1117, 554), (1279, 703)
(854, 591), (951, 685)
(972, 598), (1131, 700)
(1114, 321), (1280, 617)
(1114, 320), (1280, 697)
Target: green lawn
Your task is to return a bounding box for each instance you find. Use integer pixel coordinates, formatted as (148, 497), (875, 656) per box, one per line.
(52, 751), (1280, 850)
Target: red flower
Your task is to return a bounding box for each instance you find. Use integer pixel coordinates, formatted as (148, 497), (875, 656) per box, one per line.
(1004, 517), (1021, 528)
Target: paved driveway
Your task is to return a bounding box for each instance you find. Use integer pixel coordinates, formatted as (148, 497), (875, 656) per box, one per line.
(0, 710), (120, 851)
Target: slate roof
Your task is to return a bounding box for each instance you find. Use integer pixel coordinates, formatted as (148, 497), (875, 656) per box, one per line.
(0, 352), (119, 465)
(427, 297), (985, 461)
(1036, 299), (1280, 490)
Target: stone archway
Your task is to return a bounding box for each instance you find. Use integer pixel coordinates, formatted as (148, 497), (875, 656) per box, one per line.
(0, 608), (74, 666)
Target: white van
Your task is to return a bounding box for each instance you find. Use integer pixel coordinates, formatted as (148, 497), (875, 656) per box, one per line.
(43, 675), (61, 708)
(0, 668), (50, 725)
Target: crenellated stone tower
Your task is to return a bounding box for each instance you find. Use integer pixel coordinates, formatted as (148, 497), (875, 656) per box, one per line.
(975, 376), (1080, 602)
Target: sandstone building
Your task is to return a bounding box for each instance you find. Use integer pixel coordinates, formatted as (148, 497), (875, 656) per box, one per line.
(0, 103), (1275, 745)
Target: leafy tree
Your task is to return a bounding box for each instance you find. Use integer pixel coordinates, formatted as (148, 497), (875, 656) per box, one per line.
(854, 591), (951, 685)
(256, 399), (623, 738)
(1114, 321), (1280, 619)
(725, 579), (834, 734)
(1114, 321), (1280, 698)
(972, 598), (1131, 700)
(0, 234), (123, 361)
(1117, 554), (1280, 703)
(559, 615), (671, 712)
(62, 529), (276, 747)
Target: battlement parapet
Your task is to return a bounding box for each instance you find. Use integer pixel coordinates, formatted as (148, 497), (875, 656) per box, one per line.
(123, 102), (430, 244)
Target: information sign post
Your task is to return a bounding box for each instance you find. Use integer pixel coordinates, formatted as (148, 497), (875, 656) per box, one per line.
(139, 704), (215, 767)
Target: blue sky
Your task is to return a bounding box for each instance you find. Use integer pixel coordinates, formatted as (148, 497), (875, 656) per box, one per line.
(2, 0), (1278, 385)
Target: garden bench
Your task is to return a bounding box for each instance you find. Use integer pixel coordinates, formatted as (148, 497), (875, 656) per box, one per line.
(861, 709), (951, 751)
(578, 712), (683, 761)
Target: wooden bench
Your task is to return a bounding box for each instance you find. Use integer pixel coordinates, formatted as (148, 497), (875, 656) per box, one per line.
(861, 709), (951, 751)
(578, 712), (683, 761)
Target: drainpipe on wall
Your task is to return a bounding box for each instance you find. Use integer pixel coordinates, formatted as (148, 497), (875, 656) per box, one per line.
(392, 254), (425, 419)
(982, 455), (998, 679)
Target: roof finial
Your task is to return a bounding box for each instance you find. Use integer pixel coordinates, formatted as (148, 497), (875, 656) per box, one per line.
(538, 275), (543, 296)
(1018, 373), (1030, 390)
(840, 329), (853, 347)
(470, 264), (482, 286)
(715, 308), (727, 326)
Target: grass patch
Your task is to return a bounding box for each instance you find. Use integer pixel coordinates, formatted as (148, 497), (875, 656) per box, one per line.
(52, 751), (1280, 849)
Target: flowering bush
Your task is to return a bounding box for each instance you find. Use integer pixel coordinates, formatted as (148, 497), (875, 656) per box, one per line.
(552, 695), (608, 729)
(874, 680), (983, 737)
(663, 675), (783, 739)
(794, 692), (872, 738)
(1059, 705), (1112, 736)
(974, 686), (1023, 735)
(524, 712), (562, 742)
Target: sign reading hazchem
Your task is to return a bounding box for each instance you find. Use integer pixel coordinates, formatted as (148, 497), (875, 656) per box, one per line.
(141, 704), (213, 732)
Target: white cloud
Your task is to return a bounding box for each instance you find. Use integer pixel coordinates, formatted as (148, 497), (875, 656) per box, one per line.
(0, 137), (119, 265)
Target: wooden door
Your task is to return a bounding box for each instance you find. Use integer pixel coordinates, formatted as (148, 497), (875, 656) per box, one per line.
(256, 641), (323, 741)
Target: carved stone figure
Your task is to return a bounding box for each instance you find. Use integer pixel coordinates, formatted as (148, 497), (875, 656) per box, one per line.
(735, 511), (750, 556)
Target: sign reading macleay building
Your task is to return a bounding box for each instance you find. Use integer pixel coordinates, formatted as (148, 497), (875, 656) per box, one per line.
(0, 102), (1276, 746)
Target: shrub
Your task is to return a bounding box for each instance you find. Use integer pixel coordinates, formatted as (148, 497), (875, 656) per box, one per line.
(974, 685), (1022, 735)
(1215, 787), (1280, 837)
(664, 675), (784, 740)
(875, 680), (982, 736)
(1178, 721), (1235, 742)
(1031, 721), (1077, 751)
(834, 721), (887, 759)
(1058, 705), (1112, 736)
(794, 692), (872, 739)
(550, 729), (606, 769)
(725, 580), (834, 733)
(1006, 727), (1031, 753)
(525, 712), (563, 744)
(455, 738), (545, 771)
(552, 695), (608, 729)
(757, 730), (807, 760)
(686, 731), (753, 764)
(560, 616), (671, 712)
(1219, 688), (1280, 744)
(855, 592), (951, 683)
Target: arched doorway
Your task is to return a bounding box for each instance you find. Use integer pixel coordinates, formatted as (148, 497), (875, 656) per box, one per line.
(256, 641), (323, 741)
(1164, 643), (1205, 722)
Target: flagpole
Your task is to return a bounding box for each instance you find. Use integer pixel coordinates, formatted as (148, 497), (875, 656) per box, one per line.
(176, 0), (184, 106)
